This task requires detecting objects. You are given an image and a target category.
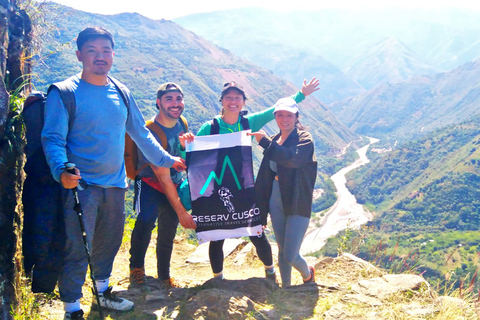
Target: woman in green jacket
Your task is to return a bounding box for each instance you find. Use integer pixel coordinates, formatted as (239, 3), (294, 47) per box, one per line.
(196, 78), (319, 280)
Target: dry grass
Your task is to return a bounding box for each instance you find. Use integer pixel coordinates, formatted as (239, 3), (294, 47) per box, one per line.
(13, 223), (480, 320)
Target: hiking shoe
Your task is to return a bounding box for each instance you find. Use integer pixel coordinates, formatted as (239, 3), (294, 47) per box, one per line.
(129, 267), (150, 292)
(303, 266), (316, 284)
(64, 309), (84, 320)
(265, 269), (277, 283)
(160, 277), (179, 290)
(93, 286), (134, 311)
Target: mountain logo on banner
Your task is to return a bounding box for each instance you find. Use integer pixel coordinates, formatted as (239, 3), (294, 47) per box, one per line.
(218, 187), (235, 213)
(186, 131), (263, 243)
(199, 155), (242, 195)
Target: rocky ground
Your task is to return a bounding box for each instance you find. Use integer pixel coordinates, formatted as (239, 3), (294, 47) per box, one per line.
(34, 231), (478, 320)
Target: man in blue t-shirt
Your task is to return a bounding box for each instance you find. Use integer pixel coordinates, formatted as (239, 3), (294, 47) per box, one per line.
(41, 28), (186, 320)
(129, 82), (196, 291)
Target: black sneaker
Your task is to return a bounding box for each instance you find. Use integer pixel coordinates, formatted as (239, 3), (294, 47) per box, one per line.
(64, 309), (84, 320)
(265, 269), (277, 283)
(93, 286), (134, 311)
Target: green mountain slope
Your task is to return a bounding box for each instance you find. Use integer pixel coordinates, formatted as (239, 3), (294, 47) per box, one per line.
(330, 58), (480, 141)
(347, 117), (480, 231)
(318, 118), (480, 290)
(33, 3), (357, 158)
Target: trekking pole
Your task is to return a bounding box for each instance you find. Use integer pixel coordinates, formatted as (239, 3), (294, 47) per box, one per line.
(65, 163), (104, 320)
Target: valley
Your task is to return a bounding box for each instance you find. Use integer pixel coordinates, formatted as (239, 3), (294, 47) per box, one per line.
(31, 2), (480, 294)
(302, 137), (378, 255)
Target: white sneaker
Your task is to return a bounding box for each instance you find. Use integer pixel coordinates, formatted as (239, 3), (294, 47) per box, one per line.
(94, 286), (134, 311)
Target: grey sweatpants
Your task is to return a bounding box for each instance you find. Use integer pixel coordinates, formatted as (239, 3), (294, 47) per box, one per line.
(58, 186), (126, 302)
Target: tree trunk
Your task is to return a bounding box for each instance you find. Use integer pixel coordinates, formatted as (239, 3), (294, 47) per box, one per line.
(0, 0), (31, 318)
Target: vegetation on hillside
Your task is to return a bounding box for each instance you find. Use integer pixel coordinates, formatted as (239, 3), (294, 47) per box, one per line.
(321, 227), (480, 295)
(348, 117), (480, 226)
(320, 117), (480, 291)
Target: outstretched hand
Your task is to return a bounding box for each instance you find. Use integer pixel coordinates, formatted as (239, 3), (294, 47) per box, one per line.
(247, 130), (267, 143)
(301, 77), (320, 96)
(171, 157), (186, 172)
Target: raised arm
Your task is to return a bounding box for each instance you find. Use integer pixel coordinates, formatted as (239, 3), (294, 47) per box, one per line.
(246, 77), (321, 132)
(301, 77), (320, 97)
(289, 77), (320, 104)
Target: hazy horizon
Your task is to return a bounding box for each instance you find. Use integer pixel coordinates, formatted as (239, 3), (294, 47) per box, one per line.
(48, 0), (480, 20)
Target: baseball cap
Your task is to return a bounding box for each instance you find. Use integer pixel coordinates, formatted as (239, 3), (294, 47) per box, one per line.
(157, 82), (184, 99)
(221, 81), (246, 99)
(273, 97), (299, 114)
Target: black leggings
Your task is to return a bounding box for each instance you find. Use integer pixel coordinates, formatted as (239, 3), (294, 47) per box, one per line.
(208, 232), (273, 273)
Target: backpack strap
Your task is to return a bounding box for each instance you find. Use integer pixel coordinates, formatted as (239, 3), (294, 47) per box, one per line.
(147, 116), (188, 149)
(48, 76), (77, 130)
(108, 76), (130, 114)
(126, 119), (168, 178)
(124, 133), (139, 180)
(240, 114), (250, 130)
(180, 115), (188, 133)
(210, 117), (220, 135)
(146, 120), (167, 149)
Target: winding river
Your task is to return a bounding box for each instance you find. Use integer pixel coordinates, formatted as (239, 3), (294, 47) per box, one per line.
(300, 137), (379, 255)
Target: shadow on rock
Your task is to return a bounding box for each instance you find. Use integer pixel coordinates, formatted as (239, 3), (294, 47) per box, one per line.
(266, 283), (320, 320)
(185, 277), (279, 319)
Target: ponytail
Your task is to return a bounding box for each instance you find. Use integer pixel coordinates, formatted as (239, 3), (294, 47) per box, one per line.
(294, 112), (307, 130)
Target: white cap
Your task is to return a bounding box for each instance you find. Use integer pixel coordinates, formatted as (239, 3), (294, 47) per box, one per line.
(273, 97), (298, 114)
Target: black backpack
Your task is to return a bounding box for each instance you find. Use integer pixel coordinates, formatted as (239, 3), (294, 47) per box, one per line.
(22, 75), (130, 293)
(23, 81), (76, 181)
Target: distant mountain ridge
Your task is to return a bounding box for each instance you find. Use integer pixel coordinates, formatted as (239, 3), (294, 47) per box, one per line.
(34, 3), (356, 158)
(174, 7), (480, 103)
(344, 36), (437, 90)
(330, 57), (480, 141)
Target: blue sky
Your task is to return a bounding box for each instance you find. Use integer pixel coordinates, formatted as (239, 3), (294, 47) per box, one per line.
(50, 0), (480, 20)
